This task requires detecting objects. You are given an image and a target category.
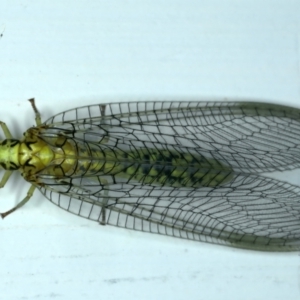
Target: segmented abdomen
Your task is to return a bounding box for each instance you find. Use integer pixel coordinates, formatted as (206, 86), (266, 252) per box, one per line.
(62, 139), (234, 188)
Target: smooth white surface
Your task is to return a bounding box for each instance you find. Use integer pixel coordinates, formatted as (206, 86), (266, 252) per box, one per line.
(0, 1), (300, 300)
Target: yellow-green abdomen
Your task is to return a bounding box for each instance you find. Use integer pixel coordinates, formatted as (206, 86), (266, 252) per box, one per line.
(92, 148), (234, 188)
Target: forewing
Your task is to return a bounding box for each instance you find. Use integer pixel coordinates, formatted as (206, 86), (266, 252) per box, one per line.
(36, 172), (300, 251)
(43, 101), (300, 173)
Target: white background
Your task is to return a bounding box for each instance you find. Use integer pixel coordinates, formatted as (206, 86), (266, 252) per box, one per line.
(0, 1), (300, 299)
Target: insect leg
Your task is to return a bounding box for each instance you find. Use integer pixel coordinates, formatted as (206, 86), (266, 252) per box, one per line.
(0, 170), (13, 188)
(0, 185), (36, 218)
(28, 98), (42, 126)
(100, 104), (106, 117)
(98, 178), (109, 226)
(98, 104), (110, 145)
(98, 104), (109, 225)
(0, 121), (13, 138)
(0, 122), (14, 188)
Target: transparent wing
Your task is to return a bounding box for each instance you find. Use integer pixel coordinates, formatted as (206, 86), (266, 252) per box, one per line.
(37, 101), (300, 250)
(36, 173), (300, 251)
(44, 101), (300, 173)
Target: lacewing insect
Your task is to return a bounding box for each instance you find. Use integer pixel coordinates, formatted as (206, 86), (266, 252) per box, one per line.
(1, 99), (300, 251)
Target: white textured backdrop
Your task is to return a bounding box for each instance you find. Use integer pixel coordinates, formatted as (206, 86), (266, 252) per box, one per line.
(0, 1), (299, 300)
